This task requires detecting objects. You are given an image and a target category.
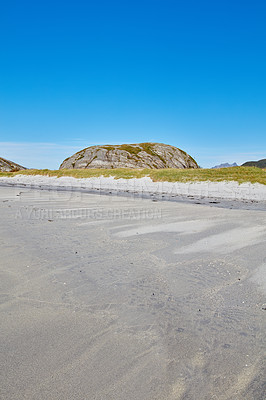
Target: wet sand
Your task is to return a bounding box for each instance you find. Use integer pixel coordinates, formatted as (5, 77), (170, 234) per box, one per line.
(0, 187), (265, 399)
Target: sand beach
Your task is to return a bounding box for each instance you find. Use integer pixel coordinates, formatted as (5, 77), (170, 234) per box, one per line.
(0, 184), (265, 399)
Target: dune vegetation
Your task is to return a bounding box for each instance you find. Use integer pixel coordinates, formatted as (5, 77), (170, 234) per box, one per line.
(0, 166), (265, 185)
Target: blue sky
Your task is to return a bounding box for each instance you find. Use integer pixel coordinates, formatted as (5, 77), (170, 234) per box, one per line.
(0, 0), (265, 169)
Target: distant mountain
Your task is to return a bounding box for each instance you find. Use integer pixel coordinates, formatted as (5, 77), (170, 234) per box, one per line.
(60, 143), (199, 169)
(0, 157), (26, 172)
(211, 162), (238, 169)
(242, 159), (266, 169)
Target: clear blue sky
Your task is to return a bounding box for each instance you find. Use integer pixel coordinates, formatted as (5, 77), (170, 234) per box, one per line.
(0, 0), (265, 169)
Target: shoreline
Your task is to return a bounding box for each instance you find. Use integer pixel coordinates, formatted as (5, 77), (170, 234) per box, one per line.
(0, 174), (266, 211)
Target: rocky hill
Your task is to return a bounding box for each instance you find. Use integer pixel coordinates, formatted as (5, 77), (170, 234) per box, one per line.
(0, 157), (26, 172)
(60, 143), (199, 170)
(211, 162), (238, 169)
(242, 159), (266, 169)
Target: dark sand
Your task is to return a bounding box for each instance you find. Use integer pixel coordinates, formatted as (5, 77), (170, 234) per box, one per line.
(0, 187), (265, 399)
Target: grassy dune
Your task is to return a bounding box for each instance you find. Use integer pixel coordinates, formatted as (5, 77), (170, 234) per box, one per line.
(0, 167), (265, 185)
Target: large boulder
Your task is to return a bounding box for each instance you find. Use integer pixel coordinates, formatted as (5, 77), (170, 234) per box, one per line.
(60, 143), (199, 169)
(0, 157), (26, 172)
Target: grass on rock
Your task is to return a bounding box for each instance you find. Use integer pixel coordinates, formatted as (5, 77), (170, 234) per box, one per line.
(0, 167), (265, 185)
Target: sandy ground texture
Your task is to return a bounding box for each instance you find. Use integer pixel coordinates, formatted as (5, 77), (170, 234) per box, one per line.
(0, 175), (266, 210)
(0, 186), (265, 400)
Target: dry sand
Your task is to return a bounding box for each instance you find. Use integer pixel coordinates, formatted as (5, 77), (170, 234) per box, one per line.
(0, 174), (266, 208)
(0, 186), (265, 400)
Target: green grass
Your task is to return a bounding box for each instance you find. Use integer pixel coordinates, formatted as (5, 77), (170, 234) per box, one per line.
(0, 171), (14, 177)
(0, 166), (265, 185)
(118, 144), (142, 155)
